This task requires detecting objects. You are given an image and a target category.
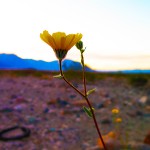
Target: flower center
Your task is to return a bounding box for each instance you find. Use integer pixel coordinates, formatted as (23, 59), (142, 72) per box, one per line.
(55, 49), (68, 60)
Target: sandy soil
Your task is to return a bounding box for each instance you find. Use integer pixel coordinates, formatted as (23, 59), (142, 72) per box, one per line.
(0, 74), (150, 150)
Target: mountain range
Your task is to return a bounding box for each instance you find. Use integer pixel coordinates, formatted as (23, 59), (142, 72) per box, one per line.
(0, 53), (92, 71)
(0, 53), (150, 74)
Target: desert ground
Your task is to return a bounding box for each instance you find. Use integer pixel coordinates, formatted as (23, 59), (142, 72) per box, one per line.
(0, 70), (150, 150)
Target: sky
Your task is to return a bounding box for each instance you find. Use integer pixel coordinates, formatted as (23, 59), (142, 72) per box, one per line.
(0, 0), (150, 71)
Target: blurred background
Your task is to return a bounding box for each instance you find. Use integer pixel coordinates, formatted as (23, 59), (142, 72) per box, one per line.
(0, 0), (150, 71)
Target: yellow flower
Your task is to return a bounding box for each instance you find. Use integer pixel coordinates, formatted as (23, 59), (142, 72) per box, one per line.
(40, 30), (82, 60)
(112, 108), (119, 114)
(115, 118), (122, 123)
(97, 131), (117, 149)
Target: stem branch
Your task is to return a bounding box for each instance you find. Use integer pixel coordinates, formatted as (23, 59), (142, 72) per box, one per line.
(58, 59), (107, 150)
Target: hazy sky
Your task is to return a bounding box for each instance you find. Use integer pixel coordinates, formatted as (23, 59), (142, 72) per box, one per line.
(0, 0), (150, 70)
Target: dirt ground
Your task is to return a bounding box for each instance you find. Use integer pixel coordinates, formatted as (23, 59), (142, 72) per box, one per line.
(0, 73), (150, 150)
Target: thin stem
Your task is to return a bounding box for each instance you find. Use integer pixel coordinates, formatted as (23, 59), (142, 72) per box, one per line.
(81, 53), (87, 96)
(85, 96), (107, 150)
(59, 60), (85, 98)
(58, 59), (107, 150)
(81, 54), (107, 150)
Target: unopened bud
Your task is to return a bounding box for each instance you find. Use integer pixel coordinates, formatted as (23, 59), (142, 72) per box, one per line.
(76, 41), (83, 50)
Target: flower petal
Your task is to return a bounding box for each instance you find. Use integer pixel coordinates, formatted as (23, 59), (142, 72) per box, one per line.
(63, 34), (75, 50)
(52, 32), (66, 50)
(61, 37), (66, 50)
(40, 31), (82, 54)
(66, 33), (82, 50)
(40, 30), (56, 49)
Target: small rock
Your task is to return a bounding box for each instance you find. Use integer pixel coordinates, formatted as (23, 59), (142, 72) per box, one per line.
(14, 104), (27, 112)
(57, 99), (69, 106)
(136, 110), (143, 116)
(96, 103), (104, 109)
(86, 145), (100, 150)
(30, 107), (34, 112)
(103, 99), (112, 107)
(144, 131), (150, 145)
(10, 94), (18, 99)
(123, 101), (133, 106)
(0, 107), (13, 113)
(15, 96), (28, 103)
(75, 117), (81, 122)
(42, 148), (48, 150)
(138, 96), (148, 105)
(69, 94), (76, 99)
(43, 108), (49, 113)
(26, 116), (39, 124)
(101, 118), (111, 124)
(47, 99), (57, 105)
(145, 106), (150, 112)
(48, 128), (56, 132)
(82, 141), (90, 148)
(127, 112), (135, 117)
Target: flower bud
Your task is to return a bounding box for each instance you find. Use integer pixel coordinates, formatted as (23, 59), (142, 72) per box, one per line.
(76, 41), (83, 50)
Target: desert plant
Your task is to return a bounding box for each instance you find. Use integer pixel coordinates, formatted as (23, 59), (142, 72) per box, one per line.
(129, 75), (148, 87)
(40, 31), (107, 150)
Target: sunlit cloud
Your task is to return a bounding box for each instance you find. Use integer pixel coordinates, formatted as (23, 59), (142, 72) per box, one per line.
(85, 54), (150, 70)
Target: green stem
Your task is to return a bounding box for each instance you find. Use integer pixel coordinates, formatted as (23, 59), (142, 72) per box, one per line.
(81, 53), (87, 96)
(80, 54), (107, 150)
(59, 59), (107, 150)
(59, 60), (85, 98)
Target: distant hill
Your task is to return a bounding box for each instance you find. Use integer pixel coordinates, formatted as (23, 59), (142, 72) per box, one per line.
(0, 53), (93, 71)
(120, 69), (150, 74)
(0, 53), (150, 73)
